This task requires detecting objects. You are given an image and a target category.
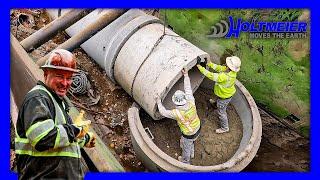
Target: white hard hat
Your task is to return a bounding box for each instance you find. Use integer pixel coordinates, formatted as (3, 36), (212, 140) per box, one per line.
(226, 56), (241, 72)
(172, 90), (187, 106)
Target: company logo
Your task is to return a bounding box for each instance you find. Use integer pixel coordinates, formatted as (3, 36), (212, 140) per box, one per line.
(207, 20), (229, 38)
(208, 16), (308, 39)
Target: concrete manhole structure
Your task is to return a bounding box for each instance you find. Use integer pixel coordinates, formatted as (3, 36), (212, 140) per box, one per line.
(128, 79), (262, 171)
(47, 9), (262, 171)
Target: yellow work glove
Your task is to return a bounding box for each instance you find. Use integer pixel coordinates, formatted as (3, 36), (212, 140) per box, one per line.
(85, 132), (96, 148)
(74, 110), (91, 139)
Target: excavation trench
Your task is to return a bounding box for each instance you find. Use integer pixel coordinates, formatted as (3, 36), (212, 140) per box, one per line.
(140, 87), (243, 166)
(46, 9), (262, 171)
(128, 79), (261, 171)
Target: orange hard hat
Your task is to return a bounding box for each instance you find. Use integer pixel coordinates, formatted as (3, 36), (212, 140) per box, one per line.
(41, 49), (78, 72)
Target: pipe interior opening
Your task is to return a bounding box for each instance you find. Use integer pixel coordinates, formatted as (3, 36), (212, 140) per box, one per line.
(161, 64), (204, 111)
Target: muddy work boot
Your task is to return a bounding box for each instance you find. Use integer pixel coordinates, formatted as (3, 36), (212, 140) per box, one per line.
(215, 128), (229, 134)
(209, 98), (216, 104)
(178, 156), (190, 164)
(209, 99), (217, 109)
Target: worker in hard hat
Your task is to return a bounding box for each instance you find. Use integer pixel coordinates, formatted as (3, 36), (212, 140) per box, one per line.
(156, 68), (201, 164)
(15, 49), (95, 179)
(197, 56), (241, 134)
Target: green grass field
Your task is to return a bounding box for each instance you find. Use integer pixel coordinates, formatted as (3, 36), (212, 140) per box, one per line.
(160, 9), (310, 136)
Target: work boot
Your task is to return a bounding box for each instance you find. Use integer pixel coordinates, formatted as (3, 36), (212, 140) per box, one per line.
(215, 128), (229, 134)
(209, 99), (217, 109)
(209, 98), (216, 104)
(178, 156), (190, 164)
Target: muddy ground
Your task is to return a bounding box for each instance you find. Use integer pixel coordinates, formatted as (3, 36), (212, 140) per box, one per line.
(141, 89), (242, 166)
(10, 9), (309, 172)
(244, 109), (309, 171)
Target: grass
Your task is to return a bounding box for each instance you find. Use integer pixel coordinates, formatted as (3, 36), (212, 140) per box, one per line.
(300, 126), (310, 138)
(160, 9), (310, 123)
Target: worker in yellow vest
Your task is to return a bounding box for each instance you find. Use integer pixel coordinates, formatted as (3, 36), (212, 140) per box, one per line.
(156, 68), (201, 164)
(15, 49), (95, 179)
(197, 56), (241, 134)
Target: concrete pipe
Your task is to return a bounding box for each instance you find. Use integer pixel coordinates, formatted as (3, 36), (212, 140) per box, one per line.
(46, 9), (72, 19)
(51, 9), (209, 119)
(21, 9), (89, 52)
(37, 9), (126, 66)
(128, 79), (262, 171)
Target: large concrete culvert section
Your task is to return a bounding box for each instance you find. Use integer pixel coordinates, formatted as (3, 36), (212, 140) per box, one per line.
(128, 79), (262, 171)
(47, 9), (262, 171)
(48, 9), (209, 119)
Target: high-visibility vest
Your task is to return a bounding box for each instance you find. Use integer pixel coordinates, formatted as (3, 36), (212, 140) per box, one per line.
(214, 71), (237, 99)
(172, 101), (201, 136)
(198, 63), (237, 99)
(15, 85), (82, 158)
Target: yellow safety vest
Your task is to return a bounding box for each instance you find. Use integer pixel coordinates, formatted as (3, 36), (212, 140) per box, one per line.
(172, 102), (201, 136)
(15, 85), (83, 158)
(198, 62), (237, 99)
(214, 71), (237, 99)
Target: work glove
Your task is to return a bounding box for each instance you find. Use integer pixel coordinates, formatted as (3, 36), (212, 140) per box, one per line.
(76, 126), (88, 139)
(196, 56), (206, 67)
(84, 132), (96, 148)
(196, 56), (202, 64)
(74, 110), (91, 138)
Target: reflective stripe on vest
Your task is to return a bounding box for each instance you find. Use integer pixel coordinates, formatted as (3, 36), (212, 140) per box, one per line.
(55, 124), (71, 148)
(216, 74), (232, 88)
(173, 102), (200, 135)
(214, 71), (237, 99)
(26, 119), (55, 147)
(29, 85), (67, 125)
(15, 85), (80, 158)
(174, 110), (193, 132)
(15, 138), (80, 158)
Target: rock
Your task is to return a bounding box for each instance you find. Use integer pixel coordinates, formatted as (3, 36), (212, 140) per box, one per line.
(217, 153), (223, 159)
(299, 160), (308, 164)
(274, 162), (281, 166)
(100, 125), (112, 135)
